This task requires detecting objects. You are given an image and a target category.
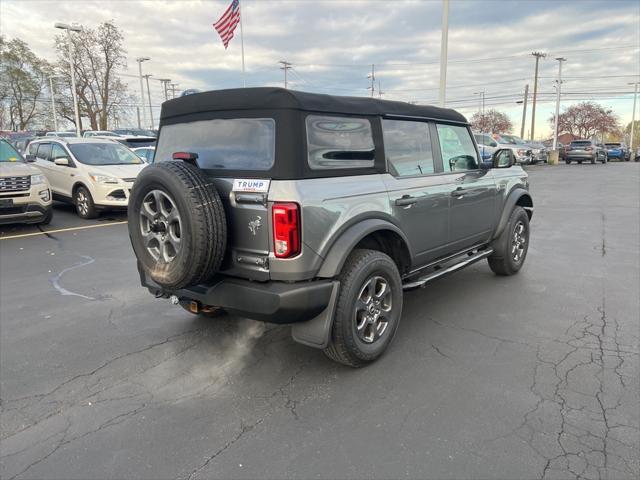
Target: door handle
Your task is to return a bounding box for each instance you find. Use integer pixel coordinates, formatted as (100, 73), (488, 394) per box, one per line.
(451, 187), (466, 198)
(395, 195), (417, 207)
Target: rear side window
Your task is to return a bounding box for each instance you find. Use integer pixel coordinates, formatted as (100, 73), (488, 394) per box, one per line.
(571, 141), (591, 147)
(36, 143), (52, 161)
(306, 115), (374, 170)
(436, 124), (479, 172)
(382, 120), (434, 176)
(155, 118), (275, 170)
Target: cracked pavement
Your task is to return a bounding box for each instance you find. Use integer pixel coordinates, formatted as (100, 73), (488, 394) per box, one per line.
(1, 163), (638, 479)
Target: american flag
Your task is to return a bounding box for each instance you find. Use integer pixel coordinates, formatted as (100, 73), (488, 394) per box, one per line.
(213, 0), (241, 49)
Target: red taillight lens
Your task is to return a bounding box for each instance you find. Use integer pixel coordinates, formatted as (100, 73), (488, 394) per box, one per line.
(272, 203), (300, 258)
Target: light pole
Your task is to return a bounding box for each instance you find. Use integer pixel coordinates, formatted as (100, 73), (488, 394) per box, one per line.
(552, 57), (566, 151)
(519, 84), (529, 139)
(629, 82), (639, 157)
(48, 75), (62, 132)
(143, 74), (154, 129)
(438, 0), (450, 107)
(136, 57), (150, 129)
(54, 23), (82, 136)
(530, 51), (546, 141)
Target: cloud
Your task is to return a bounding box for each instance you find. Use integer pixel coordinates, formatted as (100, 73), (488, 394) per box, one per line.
(2, 0), (638, 136)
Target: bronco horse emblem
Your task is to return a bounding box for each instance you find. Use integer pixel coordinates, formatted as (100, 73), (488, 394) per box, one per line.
(248, 216), (262, 236)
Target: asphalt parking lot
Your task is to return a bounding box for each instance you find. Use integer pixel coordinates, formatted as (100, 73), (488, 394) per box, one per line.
(1, 163), (638, 480)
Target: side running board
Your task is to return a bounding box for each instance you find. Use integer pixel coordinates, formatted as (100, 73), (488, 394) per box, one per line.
(402, 247), (494, 290)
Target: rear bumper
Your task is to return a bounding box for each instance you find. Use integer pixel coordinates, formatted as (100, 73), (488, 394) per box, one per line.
(139, 265), (335, 324)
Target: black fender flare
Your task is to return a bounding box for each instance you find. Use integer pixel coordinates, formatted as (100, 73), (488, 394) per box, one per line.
(494, 188), (533, 240)
(316, 218), (412, 278)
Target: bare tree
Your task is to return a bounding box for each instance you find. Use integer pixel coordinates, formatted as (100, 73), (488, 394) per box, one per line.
(0, 36), (52, 130)
(469, 109), (513, 134)
(550, 102), (620, 140)
(54, 21), (129, 130)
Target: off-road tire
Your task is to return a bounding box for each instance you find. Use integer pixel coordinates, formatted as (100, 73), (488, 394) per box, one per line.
(324, 249), (403, 367)
(488, 206), (530, 276)
(74, 186), (98, 219)
(128, 161), (227, 290)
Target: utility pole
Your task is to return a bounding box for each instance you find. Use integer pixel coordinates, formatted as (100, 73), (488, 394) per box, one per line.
(279, 61), (292, 89)
(520, 84), (529, 139)
(136, 107), (141, 129)
(530, 51), (546, 141)
(438, 0), (450, 107)
(143, 74), (154, 129)
(378, 81), (383, 99)
(170, 83), (179, 99)
(367, 64), (375, 98)
(158, 79), (171, 101)
(629, 82), (639, 156)
(48, 76), (59, 131)
(136, 57), (150, 129)
(474, 91), (485, 131)
(552, 57), (566, 151)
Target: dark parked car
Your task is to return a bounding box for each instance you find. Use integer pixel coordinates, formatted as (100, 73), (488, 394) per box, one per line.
(128, 87), (533, 367)
(604, 142), (629, 161)
(566, 139), (608, 164)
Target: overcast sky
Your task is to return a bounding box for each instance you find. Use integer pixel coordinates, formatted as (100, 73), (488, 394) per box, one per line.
(2, 0), (639, 138)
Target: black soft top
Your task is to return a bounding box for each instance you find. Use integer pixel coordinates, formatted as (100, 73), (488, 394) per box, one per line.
(160, 87), (468, 124)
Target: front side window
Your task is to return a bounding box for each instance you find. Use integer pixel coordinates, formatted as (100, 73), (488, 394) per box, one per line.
(68, 143), (143, 166)
(382, 120), (434, 177)
(28, 142), (39, 155)
(306, 115), (374, 170)
(155, 118), (275, 170)
(436, 124), (478, 172)
(51, 144), (68, 160)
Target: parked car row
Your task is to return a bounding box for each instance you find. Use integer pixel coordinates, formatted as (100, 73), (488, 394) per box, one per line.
(473, 132), (549, 165)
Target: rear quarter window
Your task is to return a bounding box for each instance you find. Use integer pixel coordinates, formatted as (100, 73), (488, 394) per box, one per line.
(306, 115), (375, 170)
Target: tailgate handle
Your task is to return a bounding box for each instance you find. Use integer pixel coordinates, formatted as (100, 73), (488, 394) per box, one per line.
(235, 193), (267, 205)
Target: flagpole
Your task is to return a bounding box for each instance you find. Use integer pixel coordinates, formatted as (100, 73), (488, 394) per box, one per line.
(239, 0), (246, 87)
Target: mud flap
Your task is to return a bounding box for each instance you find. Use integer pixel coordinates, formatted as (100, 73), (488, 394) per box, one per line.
(291, 281), (340, 349)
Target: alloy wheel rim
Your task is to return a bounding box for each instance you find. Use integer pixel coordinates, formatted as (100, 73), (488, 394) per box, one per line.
(140, 189), (182, 263)
(77, 191), (88, 215)
(511, 220), (526, 263)
(354, 275), (393, 344)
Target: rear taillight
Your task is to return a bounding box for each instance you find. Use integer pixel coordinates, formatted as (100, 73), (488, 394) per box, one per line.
(272, 203), (300, 258)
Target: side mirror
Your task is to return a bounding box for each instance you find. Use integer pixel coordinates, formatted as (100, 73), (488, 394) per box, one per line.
(54, 157), (70, 166)
(25, 154), (36, 162)
(492, 149), (515, 168)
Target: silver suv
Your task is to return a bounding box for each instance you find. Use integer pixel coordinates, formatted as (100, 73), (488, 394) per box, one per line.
(128, 88), (534, 367)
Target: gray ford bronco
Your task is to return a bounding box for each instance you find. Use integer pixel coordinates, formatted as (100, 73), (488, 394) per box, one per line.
(128, 87), (533, 367)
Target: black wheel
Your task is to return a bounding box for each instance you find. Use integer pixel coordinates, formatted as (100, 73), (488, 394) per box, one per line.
(601, 154), (607, 164)
(565, 159), (571, 164)
(488, 206), (530, 276)
(591, 155), (596, 164)
(128, 161), (227, 290)
(74, 186), (98, 219)
(324, 249), (403, 367)
(578, 160), (583, 164)
(40, 208), (53, 225)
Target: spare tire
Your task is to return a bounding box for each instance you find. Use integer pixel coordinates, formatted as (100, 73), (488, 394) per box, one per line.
(128, 161), (227, 290)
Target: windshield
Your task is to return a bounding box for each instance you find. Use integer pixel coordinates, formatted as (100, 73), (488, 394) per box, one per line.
(68, 143), (143, 165)
(0, 140), (24, 162)
(571, 141), (591, 147)
(54, 132), (76, 138)
(605, 143), (621, 148)
(155, 118), (276, 170)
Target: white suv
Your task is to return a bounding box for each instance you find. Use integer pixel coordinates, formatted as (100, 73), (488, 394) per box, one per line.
(27, 138), (146, 219)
